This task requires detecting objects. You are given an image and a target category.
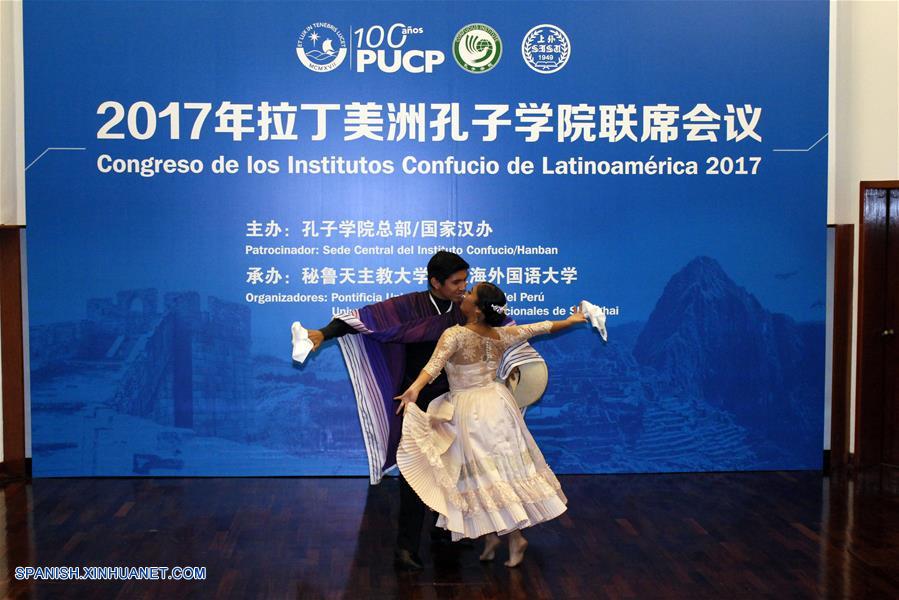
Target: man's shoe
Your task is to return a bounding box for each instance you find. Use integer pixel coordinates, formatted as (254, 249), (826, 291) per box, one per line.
(393, 549), (423, 571)
(430, 527), (452, 545)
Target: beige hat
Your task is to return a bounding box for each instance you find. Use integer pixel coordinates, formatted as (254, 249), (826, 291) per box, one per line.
(506, 361), (549, 408)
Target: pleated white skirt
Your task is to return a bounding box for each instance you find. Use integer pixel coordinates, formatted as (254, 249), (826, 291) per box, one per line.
(397, 381), (567, 541)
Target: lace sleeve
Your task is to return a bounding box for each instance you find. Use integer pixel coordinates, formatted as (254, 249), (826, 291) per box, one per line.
(503, 320), (553, 346)
(422, 326), (461, 381)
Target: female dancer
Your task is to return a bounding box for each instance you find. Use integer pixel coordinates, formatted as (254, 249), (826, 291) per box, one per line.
(394, 282), (586, 567)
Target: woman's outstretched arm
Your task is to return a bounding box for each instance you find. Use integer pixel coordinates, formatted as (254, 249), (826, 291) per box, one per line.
(547, 306), (587, 333)
(514, 306), (587, 340)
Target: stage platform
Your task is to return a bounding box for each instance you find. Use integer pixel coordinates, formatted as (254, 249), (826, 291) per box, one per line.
(1, 471), (897, 598)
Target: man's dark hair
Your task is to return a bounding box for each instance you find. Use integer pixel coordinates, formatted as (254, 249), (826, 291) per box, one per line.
(427, 251), (469, 287)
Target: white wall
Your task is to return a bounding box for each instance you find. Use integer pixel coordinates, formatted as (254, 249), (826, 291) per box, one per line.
(829, 0), (899, 451)
(0, 0), (25, 226)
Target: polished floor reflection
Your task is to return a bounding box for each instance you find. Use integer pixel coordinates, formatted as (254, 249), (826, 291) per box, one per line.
(0, 471), (897, 598)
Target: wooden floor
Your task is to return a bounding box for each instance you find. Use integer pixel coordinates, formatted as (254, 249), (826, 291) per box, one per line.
(1, 471), (897, 599)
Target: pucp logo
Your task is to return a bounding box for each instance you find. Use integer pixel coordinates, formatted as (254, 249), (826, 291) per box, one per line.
(521, 24), (570, 74)
(296, 22), (347, 72)
(452, 24), (502, 73)
(354, 24), (444, 73)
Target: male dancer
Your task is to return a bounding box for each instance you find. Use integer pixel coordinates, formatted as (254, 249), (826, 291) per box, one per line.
(304, 252), (468, 571)
(297, 251), (545, 570)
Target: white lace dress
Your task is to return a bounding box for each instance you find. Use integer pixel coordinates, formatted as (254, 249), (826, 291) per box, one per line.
(396, 322), (567, 541)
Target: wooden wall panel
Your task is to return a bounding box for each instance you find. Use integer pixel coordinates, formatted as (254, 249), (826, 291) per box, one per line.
(0, 227), (26, 478)
(830, 224), (854, 470)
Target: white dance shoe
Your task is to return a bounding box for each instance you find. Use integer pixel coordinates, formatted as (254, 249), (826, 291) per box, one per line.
(579, 300), (608, 342)
(291, 321), (314, 363)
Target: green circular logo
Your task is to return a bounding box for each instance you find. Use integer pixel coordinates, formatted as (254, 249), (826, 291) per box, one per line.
(452, 24), (502, 73)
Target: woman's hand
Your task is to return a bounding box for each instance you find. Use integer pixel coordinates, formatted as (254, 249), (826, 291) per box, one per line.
(567, 305), (588, 325)
(394, 387), (420, 415)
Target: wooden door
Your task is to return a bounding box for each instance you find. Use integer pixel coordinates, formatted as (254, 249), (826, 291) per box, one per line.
(884, 189), (899, 467)
(856, 182), (899, 473)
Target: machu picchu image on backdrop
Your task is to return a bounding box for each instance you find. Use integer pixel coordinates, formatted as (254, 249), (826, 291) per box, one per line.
(29, 256), (824, 476)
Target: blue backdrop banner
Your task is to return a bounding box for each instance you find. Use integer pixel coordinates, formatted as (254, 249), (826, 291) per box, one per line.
(24, 1), (828, 476)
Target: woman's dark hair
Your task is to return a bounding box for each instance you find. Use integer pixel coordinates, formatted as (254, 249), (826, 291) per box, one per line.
(427, 251), (470, 286)
(475, 282), (507, 327)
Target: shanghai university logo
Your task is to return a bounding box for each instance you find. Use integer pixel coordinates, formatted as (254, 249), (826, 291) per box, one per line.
(296, 23), (347, 72)
(521, 24), (570, 74)
(452, 24), (502, 73)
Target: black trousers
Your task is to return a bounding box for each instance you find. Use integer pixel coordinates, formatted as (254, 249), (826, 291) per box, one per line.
(395, 379), (447, 554)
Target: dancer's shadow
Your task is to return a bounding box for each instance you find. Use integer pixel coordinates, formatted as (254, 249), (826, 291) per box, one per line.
(341, 475), (491, 598)
(341, 477), (401, 597)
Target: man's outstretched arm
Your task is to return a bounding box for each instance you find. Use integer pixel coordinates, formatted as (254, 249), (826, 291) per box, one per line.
(309, 318), (358, 351)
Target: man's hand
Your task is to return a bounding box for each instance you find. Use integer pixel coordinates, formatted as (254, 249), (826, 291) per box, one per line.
(394, 387), (420, 415)
(309, 330), (324, 351)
